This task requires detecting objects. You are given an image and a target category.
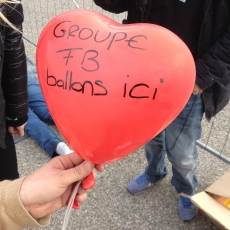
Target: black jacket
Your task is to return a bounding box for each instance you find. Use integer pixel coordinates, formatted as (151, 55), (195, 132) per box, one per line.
(94, 0), (230, 120)
(0, 3), (28, 148)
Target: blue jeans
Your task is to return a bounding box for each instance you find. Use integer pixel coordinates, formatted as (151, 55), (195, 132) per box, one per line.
(24, 76), (61, 157)
(144, 94), (204, 194)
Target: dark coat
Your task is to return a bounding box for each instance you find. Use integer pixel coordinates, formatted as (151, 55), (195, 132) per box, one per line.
(0, 3), (28, 148)
(94, 0), (230, 120)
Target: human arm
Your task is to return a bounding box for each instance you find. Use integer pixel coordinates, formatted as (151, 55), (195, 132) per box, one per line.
(0, 153), (104, 230)
(0, 178), (50, 230)
(93, 0), (128, 14)
(1, 2), (28, 134)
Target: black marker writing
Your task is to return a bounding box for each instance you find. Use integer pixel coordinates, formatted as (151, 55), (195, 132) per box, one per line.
(123, 75), (158, 99)
(53, 21), (71, 38)
(81, 50), (99, 72)
(46, 68), (107, 96)
(107, 32), (127, 50)
(57, 48), (83, 66)
(57, 48), (99, 71)
(79, 28), (93, 40)
(53, 21), (146, 51)
(94, 31), (111, 43)
(67, 25), (79, 39)
(129, 83), (150, 99)
(126, 35), (147, 50)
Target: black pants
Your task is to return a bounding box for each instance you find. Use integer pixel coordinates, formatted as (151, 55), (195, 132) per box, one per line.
(0, 130), (19, 181)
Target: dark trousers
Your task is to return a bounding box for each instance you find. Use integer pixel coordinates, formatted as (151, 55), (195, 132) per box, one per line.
(0, 130), (19, 181)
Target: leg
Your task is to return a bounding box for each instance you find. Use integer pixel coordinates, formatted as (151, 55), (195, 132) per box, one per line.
(0, 130), (19, 181)
(166, 94), (203, 194)
(27, 75), (54, 124)
(145, 131), (168, 183)
(127, 127), (168, 194)
(127, 94), (203, 199)
(165, 94), (204, 220)
(25, 108), (61, 157)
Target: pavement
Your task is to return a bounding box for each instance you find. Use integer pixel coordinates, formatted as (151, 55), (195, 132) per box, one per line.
(17, 123), (230, 230)
(18, 1), (230, 229)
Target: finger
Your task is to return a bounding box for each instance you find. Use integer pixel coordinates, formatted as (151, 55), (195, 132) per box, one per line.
(82, 172), (95, 190)
(17, 128), (25, 137)
(95, 164), (104, 172)
(92, 169), (96, 178)
(64, 152), (86, 166)
(75, 193), (87, 203)
(192, 89), (198, 95)
(54, 152), (85, 170)
(7, 127), (15, 136)
(77, 185), (86, 195)
(61, 161), (95, 186)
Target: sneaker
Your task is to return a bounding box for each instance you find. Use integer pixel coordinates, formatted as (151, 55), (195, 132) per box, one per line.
(55, 142), (73, 156)
(13, 133), (29, 144)
(178, 191), (196, 221)
(127, 172), (154, 194)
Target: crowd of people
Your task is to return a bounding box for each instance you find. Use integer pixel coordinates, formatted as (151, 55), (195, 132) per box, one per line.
(0, 0), (229, 229)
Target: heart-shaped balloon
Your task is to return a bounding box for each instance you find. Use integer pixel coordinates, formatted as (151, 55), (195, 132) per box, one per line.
(36, 9), (195, 164)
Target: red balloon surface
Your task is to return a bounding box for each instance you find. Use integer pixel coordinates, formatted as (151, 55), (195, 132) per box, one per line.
(36, 9), (195, 164)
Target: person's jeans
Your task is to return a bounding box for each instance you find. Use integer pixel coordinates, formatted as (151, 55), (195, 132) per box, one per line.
(27, 76), (54, 125)
(24, 76), (61, 157)
(144, 94), (204, 194)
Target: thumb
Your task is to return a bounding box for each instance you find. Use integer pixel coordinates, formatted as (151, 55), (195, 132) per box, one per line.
(62, 161), (95, 186)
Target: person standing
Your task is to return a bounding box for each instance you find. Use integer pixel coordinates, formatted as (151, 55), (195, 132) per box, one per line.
(0, 0), (27, 181)
(93, 0), (230, 221)
(0, 3), (104, 229)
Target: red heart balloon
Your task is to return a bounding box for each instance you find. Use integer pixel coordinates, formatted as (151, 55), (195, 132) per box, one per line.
(36, 9), (195, 164)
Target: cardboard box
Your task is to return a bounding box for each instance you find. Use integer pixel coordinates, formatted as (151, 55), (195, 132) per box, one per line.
(191, 170), (230, 229)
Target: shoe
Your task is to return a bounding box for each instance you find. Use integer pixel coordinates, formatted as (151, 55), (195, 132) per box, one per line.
(127, 172), (154, 194)
(13, 133), (29, 144)
(178, 191), (196, 221)
(55, 142), (73, 155)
